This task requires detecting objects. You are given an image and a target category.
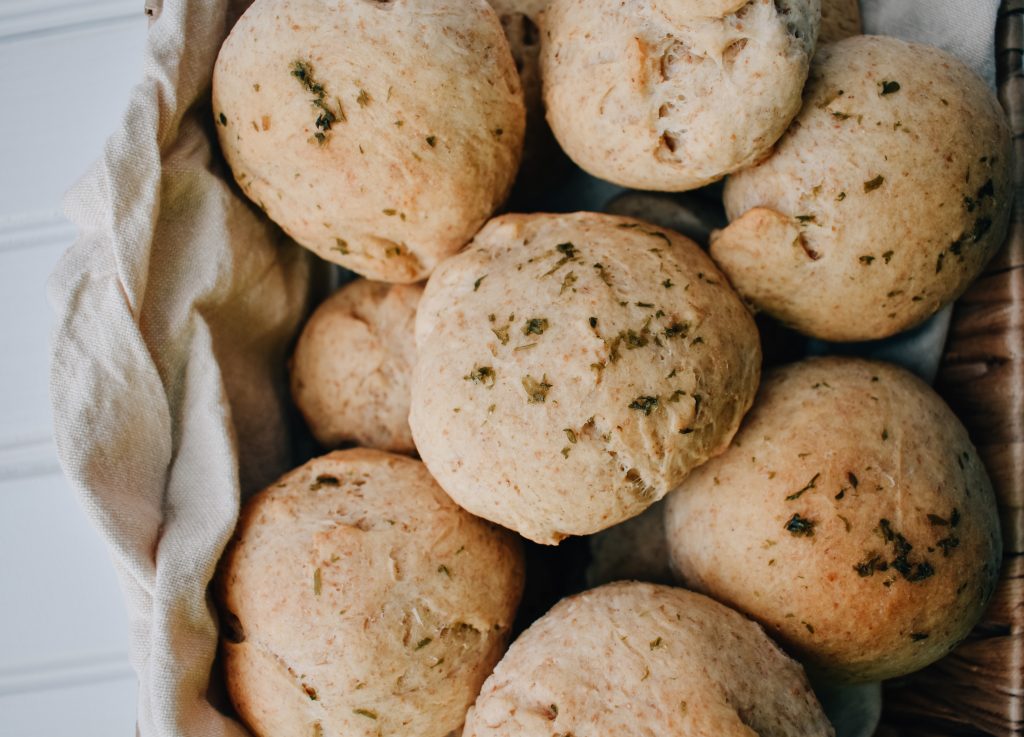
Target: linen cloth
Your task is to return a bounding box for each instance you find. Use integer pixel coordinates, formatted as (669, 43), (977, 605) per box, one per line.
(47, 1), (1002, 735)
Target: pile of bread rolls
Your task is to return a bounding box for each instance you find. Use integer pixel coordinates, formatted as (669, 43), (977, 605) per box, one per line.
(211, 1), (1008, 735)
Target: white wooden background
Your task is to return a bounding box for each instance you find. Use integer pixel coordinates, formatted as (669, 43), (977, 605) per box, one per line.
(0, 1), (147, 734)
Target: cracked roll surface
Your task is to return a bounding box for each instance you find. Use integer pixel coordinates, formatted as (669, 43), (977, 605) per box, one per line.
(717, 36), (1012, 341)
(213, 0), (525, 283)
(290, 279), (422, 453)
(539, 0), (819, 191)
(409, 212), (760, 545)
(216, 449), (525, 737)
(665, 358), (1002, 683)
(463, 582), (834, 737)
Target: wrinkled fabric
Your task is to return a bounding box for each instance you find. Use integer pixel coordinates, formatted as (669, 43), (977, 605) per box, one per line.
(47, 1), (1000, 735)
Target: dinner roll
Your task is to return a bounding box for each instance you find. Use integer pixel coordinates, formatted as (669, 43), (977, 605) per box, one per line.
(716, 36), (1012, 341)
(540, 0), (819, 191)
(290, 279), (421, 454)
(217, 449), (525, 737)
(464, 581), (835, 737)
(665, 358), (1002, 683)
(819, 0), (860, 43)
(410, 212), (760, 544)
(213, 0), (525, 283)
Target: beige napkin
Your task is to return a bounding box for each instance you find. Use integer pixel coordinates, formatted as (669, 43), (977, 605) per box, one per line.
(47, 2), (1001, 736)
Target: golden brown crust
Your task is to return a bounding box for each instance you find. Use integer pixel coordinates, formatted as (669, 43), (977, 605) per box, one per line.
(464, 582), (835, 737)
(290, 280), (422, 453)
(718, 36), (1013, 341)
(213, 0), (525, 283)
(665, 358), (1003, 683)
(410, 212), (761, 544)
(217, 449), (525, 737)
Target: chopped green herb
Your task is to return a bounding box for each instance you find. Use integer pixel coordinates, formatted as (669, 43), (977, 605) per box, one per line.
(786, 473), (820, 501)
(910, 632), (929, 641)
(426, 135), (437, 147)
(880, 80), (901, 95)
(864, 175), (885, 192)
(837, 192), (847, 201)
(560, 446), (571, 459)
(882, 250), (894, 264)
(649, 637), (664, 650)
(415, 637), (432, 650)
(623, 329), (649, 349)
(560, 272), (578, 294)
(313, 568), (322, 595)
(353, 709), (378, 720)
(662, 279), (674, 289)
(522, 375), (552, 403)
(859, 255), (875, 265)
(589, 316), (598, 329)
(878, 518), (936, 582)
(356, 89), (371, 107)
(492, 325), (510, 345)
(543, 242), (578, 276)
(848, 472), (859, 488)
(464, 366), (496, 387)
(629, 395), (659, 416)
(937, 536), (960, 556)
(564, 429), (577, 444)
(523, 318), (549, 336)
(854, 553), (888, 577)
(664, 322), (689, 339)
(474, 275), (486, 291)
(972, 217), (993, 241)
(592, 262), (613, 285)
(795, 214), (816, 224)
(785, 514), (816, 537)
(636, 302), (655, 308)
(437, 564), (451, 577)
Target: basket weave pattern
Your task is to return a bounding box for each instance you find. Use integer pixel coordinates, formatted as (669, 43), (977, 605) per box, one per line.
(880, 2), (1024, 735)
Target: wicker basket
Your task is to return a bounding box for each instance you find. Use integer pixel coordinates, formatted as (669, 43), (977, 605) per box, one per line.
(876, 2), (1024, 735)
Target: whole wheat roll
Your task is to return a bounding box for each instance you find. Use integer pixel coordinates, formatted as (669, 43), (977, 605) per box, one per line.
(464, 581), (835, 737)
(410, 211), (761, 545)
(213, 0), (525, 283)
(216, 449), (525, 737)
(665, 357), (1002, 683)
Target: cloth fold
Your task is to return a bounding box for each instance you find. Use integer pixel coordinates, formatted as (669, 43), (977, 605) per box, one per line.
(47, 1), (1000, 735)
